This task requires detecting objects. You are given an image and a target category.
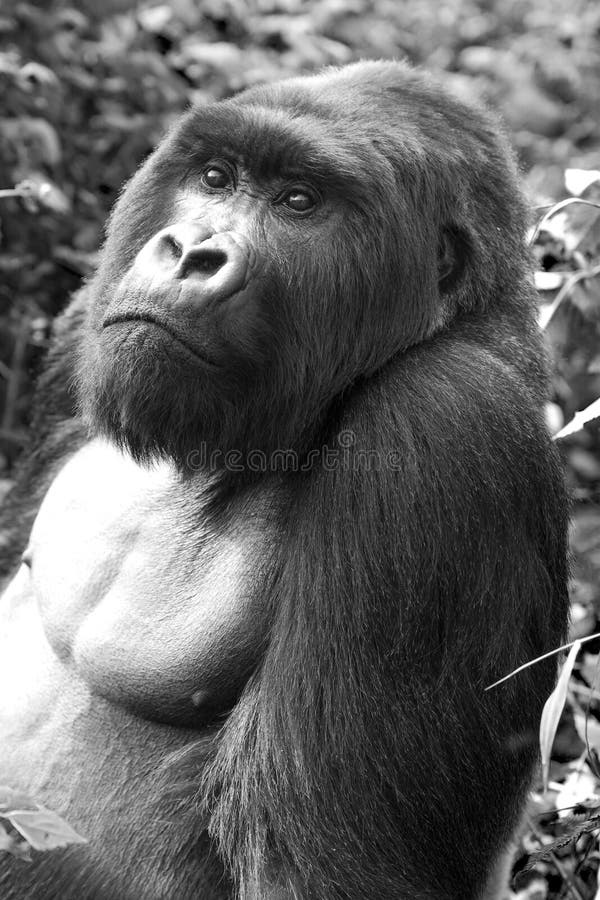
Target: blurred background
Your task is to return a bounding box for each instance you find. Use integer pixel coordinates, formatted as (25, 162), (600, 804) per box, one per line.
(1, 0), (600, 896)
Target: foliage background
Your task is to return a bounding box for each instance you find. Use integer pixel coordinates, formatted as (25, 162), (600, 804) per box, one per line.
(1, 0), (600, 896)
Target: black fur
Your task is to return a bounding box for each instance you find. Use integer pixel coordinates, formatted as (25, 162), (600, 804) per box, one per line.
(0, 61), (569, 899)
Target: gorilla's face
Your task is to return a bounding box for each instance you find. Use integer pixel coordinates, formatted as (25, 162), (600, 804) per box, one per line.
(78, 61), (517, 469)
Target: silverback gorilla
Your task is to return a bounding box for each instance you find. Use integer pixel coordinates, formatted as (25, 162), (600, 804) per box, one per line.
(0, 61), (568, 899)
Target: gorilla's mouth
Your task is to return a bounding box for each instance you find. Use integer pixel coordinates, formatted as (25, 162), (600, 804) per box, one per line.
(102, 313), (219, 367)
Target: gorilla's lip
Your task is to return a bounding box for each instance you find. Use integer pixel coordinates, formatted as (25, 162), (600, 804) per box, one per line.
(102, 313), (219, 367)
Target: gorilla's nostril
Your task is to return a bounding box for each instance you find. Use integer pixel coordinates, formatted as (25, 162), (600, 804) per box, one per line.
(159, 233), (183, 261)
(178, 248), (227, 279)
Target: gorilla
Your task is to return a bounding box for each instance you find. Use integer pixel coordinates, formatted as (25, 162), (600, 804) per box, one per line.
(0, 60), (569, 900)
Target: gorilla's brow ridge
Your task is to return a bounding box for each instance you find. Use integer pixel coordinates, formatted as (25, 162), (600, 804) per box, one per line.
(175, 104), (384, 200)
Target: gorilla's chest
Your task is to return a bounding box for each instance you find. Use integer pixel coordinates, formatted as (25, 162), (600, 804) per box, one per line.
(20, 438), (272, 723)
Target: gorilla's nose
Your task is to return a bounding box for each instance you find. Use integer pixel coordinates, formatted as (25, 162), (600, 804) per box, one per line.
(137, 225), (252, 302)
(161, 232), (226, 279)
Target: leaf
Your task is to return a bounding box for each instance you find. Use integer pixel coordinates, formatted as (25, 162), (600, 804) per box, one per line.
(0, 786), (87, 853)
(530, 197), (600, 251)
(4, 808), (87, 852)
(535, 270), (566, 291)
(138, 5), (173, 32)
(540, 640), (581, 792)
(565, 168), (600, 197)
(555, 766), (598, 811)
(18, 62), (59, 87)
(14, 177), (71, 215)
(0, 822), (32, 861)
(554, 398), (600, 439)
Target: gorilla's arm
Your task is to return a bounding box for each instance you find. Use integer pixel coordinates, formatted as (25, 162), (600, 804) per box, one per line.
(204, 323), (568, 899)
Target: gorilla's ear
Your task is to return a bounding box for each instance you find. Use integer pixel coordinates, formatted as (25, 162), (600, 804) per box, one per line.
(438, 227), (469, 292)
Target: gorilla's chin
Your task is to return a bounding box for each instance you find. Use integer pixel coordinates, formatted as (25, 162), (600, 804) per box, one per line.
(77, 324), (227, 470)
(79, 321), (294, 472)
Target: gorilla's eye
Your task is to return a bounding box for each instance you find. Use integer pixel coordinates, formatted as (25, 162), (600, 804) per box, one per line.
(282, 189), (317, 214)
(202, 166), (231, 189)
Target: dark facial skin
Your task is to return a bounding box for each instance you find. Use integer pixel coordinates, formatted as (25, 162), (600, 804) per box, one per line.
(0, 61), (569, 900)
